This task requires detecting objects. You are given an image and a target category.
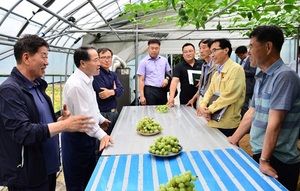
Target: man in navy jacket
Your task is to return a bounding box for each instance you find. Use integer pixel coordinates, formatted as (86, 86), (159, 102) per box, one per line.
(0, 34), (93, 191)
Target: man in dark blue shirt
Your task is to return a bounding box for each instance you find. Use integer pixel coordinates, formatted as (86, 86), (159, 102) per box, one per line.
(93, 48), (124, 135)
(0, 34), (93, 191)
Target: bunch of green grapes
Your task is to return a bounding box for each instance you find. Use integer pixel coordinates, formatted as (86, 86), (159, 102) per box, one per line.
(155, 105), (170, 113)
(149, 136), (181, 155)
(158, 171), (197, 191)
(136, 117), (163, 133)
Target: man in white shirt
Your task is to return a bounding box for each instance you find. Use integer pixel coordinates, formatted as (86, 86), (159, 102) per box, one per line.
(289, 46), (300, 77)
(62, 46), (114, 190)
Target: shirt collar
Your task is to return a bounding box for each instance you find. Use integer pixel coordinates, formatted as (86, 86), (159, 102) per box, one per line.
(74, 68), (94, 85)
(100, 67), (110, 74)
(255, 58), (284, 79)
(264, 58), (284, 76)
(218, 63), (225, 74)
(202, 60), (211, 69)
(146, 54), (161, 61)
(25, 78), (40, 89)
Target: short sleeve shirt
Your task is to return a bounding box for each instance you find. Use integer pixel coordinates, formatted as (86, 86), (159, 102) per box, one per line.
(137, 55), (171, 87)
(250, 58), (300, 163)
(174, 59), (203, 104)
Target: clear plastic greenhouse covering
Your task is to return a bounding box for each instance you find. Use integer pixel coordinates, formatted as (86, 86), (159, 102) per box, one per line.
(0, 0), (150, 83)
(0, 0), (299, 85)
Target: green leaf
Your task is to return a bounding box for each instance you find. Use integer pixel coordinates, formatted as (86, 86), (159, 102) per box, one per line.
(240, 12), (247, 18)
(284, 0), (296, 3)
(194, 9), (198, 18)
(283, 4), (296, 12)
(122, 0), (299, 38)
(264, 5), (281, 13)
(186, 9), (193, 15)
(201, 15), (208, 22)
(195, 21), (200, 29)
(230, 6), (237, 12)
(259, 17), (270, 23)
(253, 11), (261, 20)
(200, 22), (205, 29)
(172, 0), (176, 10)
(217, 21), (222, 30)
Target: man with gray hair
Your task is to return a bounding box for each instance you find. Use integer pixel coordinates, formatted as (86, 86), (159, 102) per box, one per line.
(229, 26), (300, 191)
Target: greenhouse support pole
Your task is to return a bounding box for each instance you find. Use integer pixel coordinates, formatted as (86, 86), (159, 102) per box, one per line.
(296, 26), (299, 74)
(135, 24), (139, 105)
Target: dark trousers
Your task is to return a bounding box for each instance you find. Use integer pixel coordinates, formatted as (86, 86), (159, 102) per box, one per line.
(241, 94), (252, 118)
(96, 111), (119, 160)
(253, 154), (300, 191)
(8, 173), (56, 191)
(100, 111), (119, 135)
(144, 85), (167, 105)
(61, 132), (96, 191)
(218, 128), (237, 137)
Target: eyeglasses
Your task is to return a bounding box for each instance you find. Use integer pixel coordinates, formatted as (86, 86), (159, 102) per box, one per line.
(99, 56), (112, 60)
(209, 48), (223, 55)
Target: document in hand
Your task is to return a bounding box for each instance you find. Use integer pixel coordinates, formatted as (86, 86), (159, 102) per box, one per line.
(187, 70), (201, 86)
(207, 94), (228, 122)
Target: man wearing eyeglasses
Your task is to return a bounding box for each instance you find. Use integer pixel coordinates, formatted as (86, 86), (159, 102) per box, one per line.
(199, 39), (246, 137)
(93, 48), (124, 136)
(167, 43), (203, 107)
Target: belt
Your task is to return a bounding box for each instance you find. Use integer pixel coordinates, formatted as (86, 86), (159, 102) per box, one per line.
(102, 108), (117, 113)
(145, 85), (162, 89)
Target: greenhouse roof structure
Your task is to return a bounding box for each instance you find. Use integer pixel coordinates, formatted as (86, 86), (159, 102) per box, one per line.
(0, 0), (255, 61)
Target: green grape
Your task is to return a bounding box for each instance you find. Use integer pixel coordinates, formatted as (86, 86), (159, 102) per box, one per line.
(148, 136), (181, 155)
(184, 182), (190, 186)
(137, 117), (163, 134)
(166, 182), (172, 188)
(185, 175), (191, 182)
(155, 105), (170, 113)
(178, 183), (185, 188)
(157, 171), (197, 191)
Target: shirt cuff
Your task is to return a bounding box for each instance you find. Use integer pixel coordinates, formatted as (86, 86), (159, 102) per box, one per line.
(85, 122), (107, 140)
(98, 113), (106, 124)
(93, 128), (107, 140)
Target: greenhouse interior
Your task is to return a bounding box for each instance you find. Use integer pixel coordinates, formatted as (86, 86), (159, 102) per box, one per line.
(0, 0), (300, 191)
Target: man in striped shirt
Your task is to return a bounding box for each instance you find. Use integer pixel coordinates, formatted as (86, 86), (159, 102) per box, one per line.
(228, 25), (300, 191)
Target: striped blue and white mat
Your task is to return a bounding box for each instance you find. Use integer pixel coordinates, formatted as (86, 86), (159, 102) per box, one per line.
(86, 148), (287, 191)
